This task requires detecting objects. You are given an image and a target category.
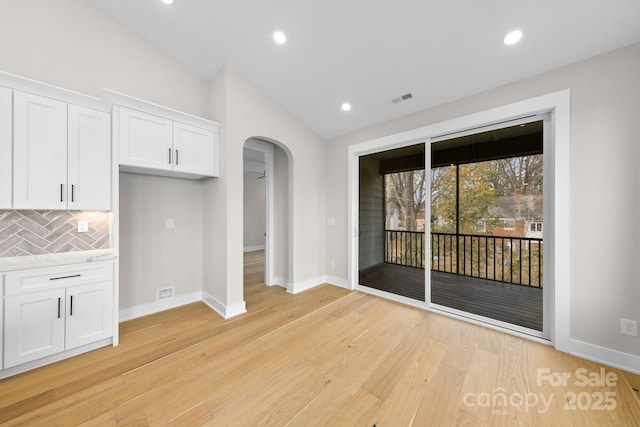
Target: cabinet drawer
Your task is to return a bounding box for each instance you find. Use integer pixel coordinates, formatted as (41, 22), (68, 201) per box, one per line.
(4, 261), (113, 296)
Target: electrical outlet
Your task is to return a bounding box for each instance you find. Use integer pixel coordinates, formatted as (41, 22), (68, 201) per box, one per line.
(157, 287), (174, 300)
(330, 260), (336, 268)
(77, 220), (89, 233)
(620, 319), (638, 337)
(166, 219), (174, 229)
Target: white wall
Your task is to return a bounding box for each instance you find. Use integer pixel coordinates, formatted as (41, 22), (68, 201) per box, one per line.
(243, 172), (266, 250)
(326, 43), (640, 361)
(204, 66), (326, 312)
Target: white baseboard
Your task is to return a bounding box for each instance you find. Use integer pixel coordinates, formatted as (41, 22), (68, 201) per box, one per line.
(569, 339), (640, 375)
(243, 245), (265, 252)
(0, 338), (112, 380)
(273, 276), (289, 289)
(287, 276), (326, 295)
(119, 292), (202, 322)
(202, 291), (247, 319)
(325, 275), (351, 290)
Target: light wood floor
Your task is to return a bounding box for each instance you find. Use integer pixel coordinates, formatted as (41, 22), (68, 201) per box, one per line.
(1, 250), (638, 426)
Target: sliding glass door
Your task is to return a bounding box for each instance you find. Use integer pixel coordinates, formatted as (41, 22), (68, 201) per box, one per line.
(430, 119), (546, 335)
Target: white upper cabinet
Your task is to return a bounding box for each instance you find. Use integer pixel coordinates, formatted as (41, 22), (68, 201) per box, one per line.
(118, 106), (218, 179)
(173, 122), (217, 176)
(67, 105), (111, 210)
(0, 87), (11, 209)
(118, 107), (173, 171)
(13, 92), (68, 209)
(108, 90), (220, 180)
(12, 91), (111, 210)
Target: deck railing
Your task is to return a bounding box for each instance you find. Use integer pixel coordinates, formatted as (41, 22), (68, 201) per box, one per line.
(384, 230), (425, 268)
(430, 232), (543, 288)
(384, 230), (543, 288)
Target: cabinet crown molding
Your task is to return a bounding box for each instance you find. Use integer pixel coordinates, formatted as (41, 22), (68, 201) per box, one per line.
(0, 70), (107, 112)
(102, 89), (220, 132)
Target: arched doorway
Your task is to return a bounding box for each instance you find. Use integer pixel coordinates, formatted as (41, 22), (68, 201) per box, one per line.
(242, 138), (292, 303)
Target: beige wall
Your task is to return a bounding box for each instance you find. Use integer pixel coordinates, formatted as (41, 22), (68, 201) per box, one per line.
(204, 66), (326, 309)
(273, 145), (291, 284)
(0, 0), (209, 117)
(119, 173), (203, 309)
(0, 0), (210, 310)
(243, 172), (266, 250)
(326, 43), (640, 358)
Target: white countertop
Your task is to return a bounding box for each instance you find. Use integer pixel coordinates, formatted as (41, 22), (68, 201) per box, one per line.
(0, 249), (115, 273)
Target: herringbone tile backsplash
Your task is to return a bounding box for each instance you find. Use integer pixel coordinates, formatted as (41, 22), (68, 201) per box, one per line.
(0, 210), (111, 257)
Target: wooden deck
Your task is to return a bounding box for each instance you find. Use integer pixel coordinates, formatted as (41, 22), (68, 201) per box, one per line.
(359, 263), (543, 331)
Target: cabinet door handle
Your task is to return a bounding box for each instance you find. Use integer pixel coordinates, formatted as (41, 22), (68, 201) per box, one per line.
(71, 184), (75, 203)
(70, 295), (74, 316)
(49, 274), (81, 281)
(57, 297), (61, 319)
(60, 184), (64, 202)
(176, 149), (179, 165)
(168, 148), (172, 164)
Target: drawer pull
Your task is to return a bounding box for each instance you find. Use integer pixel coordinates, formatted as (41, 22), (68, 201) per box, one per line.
(49, 274), (81, 281)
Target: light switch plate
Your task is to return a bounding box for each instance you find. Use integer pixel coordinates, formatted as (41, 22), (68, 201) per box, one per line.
(77, 220), (89, 233)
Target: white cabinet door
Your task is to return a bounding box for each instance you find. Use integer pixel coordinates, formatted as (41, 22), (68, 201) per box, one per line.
(173, 122), (215, 176)
(0, 277), (3, 369)
(4, 289), (66, 368)
(68, 105), (111, 210)
(13, 92), (68, 209)
(65, 282), (113, 350)
(119, 107), (173, 171)
(0, 87), (11, 208)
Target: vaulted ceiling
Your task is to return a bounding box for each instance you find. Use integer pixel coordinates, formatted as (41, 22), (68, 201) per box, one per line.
(90, 0), (640, 139)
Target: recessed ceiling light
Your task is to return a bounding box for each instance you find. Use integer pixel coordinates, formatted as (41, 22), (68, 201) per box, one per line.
(341, 102), (352, 112)
(273, 31), (286, 45)
(503, 29), (523, 45)
(161, 0), (173, 4)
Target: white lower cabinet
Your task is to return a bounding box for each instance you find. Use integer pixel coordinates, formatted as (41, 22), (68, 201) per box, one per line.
(4, 289), (66, 368)
(2, 261), (114, 370)
(65, 282), (113, 350)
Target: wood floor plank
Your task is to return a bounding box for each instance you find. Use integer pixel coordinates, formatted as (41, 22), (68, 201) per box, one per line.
(1, 250), (638, 426)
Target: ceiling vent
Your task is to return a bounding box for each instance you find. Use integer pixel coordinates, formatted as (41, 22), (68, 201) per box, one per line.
(392, 93), (413, 104)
